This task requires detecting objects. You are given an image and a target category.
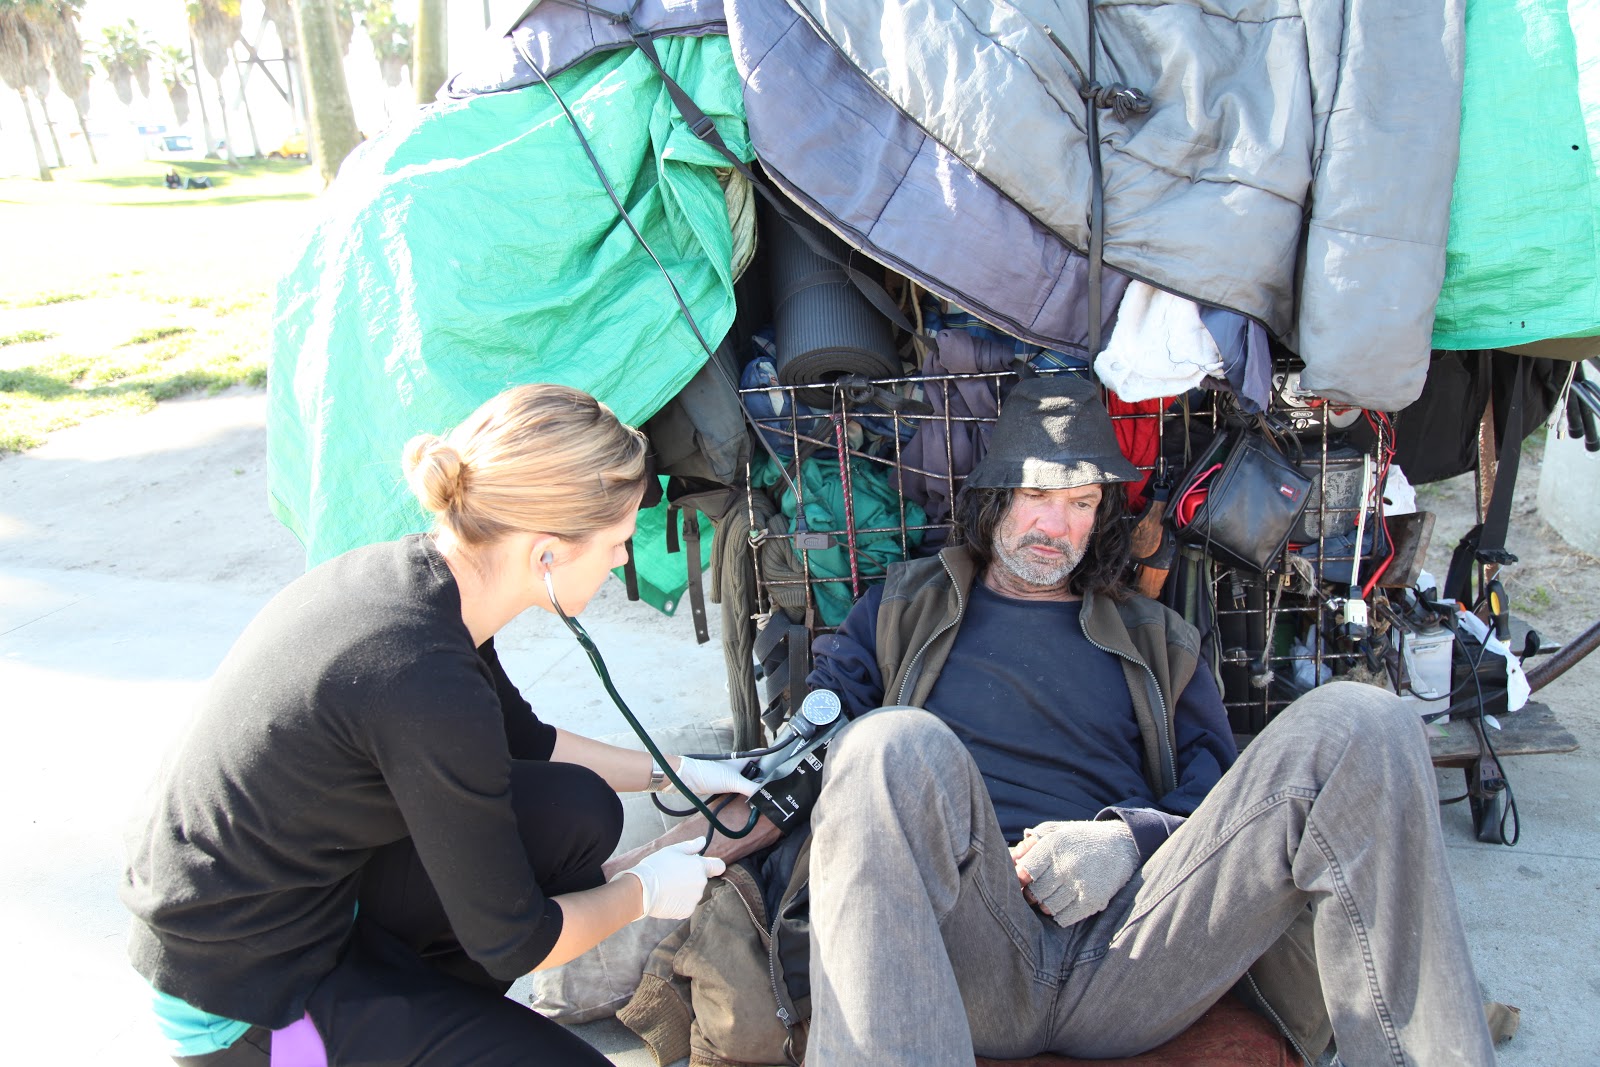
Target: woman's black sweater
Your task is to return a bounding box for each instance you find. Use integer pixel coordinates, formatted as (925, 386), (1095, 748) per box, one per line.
(122, 536), (562, 1027)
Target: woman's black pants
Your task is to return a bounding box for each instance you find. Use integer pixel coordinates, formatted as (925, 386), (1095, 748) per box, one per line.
(175, 760), (624, 1066)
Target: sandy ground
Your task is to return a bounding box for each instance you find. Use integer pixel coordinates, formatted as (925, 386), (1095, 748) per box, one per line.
(1, 389), (1595, 1064)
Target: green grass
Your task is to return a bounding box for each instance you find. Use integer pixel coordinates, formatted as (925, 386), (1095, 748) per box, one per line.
(0, 337), (267, 452)
(0, 158), (314, 207)
(122, 192), (317, 209)
(0, 160), (312, 452)
(210, 293), (269, 318)
(15, 291), (86, 307)
(0, 329), (53, 346)
(123, 325), (195, 346)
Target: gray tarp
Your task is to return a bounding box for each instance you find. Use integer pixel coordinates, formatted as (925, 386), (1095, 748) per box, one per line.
(457, 0), (1465, 409)
(726, 0), (1464, 409)
(447, 0), (725, 97)
(727, 0), (1127, 372)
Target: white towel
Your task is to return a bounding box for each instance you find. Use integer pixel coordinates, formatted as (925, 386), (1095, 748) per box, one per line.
(1094, 281), (1225, 401)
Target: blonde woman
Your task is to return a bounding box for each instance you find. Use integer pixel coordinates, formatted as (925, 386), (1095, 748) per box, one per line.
(123, 385), (755, 1065)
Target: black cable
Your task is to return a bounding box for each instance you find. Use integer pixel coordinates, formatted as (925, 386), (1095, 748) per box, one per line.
(648, 742), (789, 818)
(1432, 621), (1519, 845)
(1478, 700), (1520, 845)
(1458, 625), (1519, 845)
(544, 570), (762, 842)
(548, 0), (630, 20)
(509, 31), (805, 507)
(687, 742), (790, 761)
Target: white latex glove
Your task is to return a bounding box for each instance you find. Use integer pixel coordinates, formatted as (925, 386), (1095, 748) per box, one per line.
(1012, 820), (1140, 928)
(664, 756), (760, 797)
(612, 837), (726, 921)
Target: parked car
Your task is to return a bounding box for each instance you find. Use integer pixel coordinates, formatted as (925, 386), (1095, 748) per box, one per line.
(149, 133), (196, 156)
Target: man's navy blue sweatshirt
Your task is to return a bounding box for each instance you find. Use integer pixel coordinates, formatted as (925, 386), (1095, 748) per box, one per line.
(806, 581), (1237, 861)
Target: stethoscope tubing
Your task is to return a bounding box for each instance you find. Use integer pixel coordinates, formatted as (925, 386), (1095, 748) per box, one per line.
(542, 569), (762, 842)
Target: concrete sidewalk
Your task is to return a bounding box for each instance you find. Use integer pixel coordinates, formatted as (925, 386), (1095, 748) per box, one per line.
(2, 390), (1595, 1065)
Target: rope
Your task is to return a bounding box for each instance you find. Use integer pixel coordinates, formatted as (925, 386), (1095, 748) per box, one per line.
(1081, 82), (1151, 121)
(833, 405), (862, 600)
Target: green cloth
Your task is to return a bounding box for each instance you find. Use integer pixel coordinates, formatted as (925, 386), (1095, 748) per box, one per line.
(267, 36), (751, 568)
(754, 453), (926, 627)
(616, 479), (714, 615)
(1433, 0), (1600, 349)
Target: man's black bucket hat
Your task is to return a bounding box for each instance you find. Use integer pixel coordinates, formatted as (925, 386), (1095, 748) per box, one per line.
(966, 376), (1141, 490)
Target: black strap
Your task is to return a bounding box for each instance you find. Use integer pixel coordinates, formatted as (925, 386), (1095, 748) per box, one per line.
(682, 508), (710, 644)
(1571, 368), (1600, 449)
(508, 29), (806, 510)
(1044, 10), (1150, 358)
(1478, 356), (1525, 565)
(1082, 4), (1107, 359)
(787, 620), (812, 714)
(622, 537), (640, 601)
(627, 26), (930, 350)
(1444, 353), (1525, 604)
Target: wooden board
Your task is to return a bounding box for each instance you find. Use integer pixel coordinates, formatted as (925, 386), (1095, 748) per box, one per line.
(1427, 700), (1579, 765)
(1377, 510), (1436, 590)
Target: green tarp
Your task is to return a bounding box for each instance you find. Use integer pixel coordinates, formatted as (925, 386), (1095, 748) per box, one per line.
(1433, 0), (1600, 349)
(267, 35), (751, 567)
(753, 453), (926, 627)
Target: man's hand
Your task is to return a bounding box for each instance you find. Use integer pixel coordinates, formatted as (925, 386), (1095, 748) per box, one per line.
(1010, 820), (1140, 928)
(602, 800), (783, 881)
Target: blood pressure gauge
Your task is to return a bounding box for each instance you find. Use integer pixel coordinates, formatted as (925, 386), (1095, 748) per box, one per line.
(792, 689), (842, 738)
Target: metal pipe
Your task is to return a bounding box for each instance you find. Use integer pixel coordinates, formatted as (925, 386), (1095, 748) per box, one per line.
(1526, 618), (1600, 692)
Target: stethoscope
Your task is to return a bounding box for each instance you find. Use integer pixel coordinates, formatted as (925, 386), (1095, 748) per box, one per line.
(540, 553), (776, 842)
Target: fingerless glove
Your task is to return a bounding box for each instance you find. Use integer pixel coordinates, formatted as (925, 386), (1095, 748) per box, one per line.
(1017, 819), (1140, 928)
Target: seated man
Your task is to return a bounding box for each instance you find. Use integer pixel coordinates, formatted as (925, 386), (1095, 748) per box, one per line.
(800, 377), (1494, 1066)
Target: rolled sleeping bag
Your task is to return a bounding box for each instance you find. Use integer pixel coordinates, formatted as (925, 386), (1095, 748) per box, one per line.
(769, 211), (901, 407)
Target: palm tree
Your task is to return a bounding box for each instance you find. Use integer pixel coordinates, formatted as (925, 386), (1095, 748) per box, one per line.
(359, 0), (410, 91)
(186, 0), (240, 164)
(72, 57), (93, 162)
(261, 0), (302, 123)
(334, 0), (356, 57)
(291, 0), (360, 185)
(412, 0), (444, 103)
(29, 42), (64, 167)
(262, 0), (294, 51)
(94, 20), (153, 107)
(157, 43), (191, 127)
(0, 0), (54, 180)
(41, 0), (91, 163)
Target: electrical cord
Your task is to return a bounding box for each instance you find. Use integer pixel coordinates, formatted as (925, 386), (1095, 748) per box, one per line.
(509, 30), (806, 510)
(1430, 619), (1520, 845)
(1360, 411), (1396, 598)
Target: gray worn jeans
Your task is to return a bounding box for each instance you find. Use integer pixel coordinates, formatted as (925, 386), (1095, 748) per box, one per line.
(806, 682), (1495, 1066)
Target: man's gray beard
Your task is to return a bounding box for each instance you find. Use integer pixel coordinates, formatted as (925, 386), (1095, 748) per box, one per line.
(993, 533), (1085, 589)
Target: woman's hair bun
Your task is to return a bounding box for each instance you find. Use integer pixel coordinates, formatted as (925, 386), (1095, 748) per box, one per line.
(403, 433), (466, 515)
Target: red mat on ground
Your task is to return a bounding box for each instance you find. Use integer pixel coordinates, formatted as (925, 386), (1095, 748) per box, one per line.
(975, 996), (1294, 1067)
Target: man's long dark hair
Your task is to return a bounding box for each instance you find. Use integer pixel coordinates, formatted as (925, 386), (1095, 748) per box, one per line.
(950, 482), (1133, 600)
